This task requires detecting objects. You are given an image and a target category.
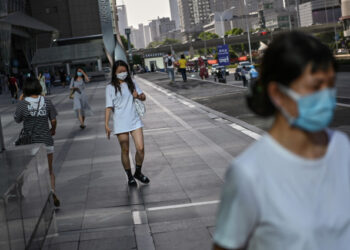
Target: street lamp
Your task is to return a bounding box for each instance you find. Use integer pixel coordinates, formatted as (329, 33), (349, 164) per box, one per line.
(218, 6), (235, 45)
(243, 0), (253, 64)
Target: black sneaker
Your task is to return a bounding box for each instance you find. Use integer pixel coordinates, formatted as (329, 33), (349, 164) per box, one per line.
(52, 193), (60, 207)
(134, 172), (150, 184)
(128, 177), (137, 186)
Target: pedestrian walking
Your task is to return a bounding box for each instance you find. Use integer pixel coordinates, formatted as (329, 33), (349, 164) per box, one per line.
(164, 52), (175, 83)
(178, 54), (187, 82)
(213, 31), (350, 250)
(198, 56), (208, 80)
(14, 79), (60, 207)
(69, 68), (93, 129)
(37, 72), (47, 96)
(43, 70), (51, 95)
(105, 60), (150, 186)
(241, 66), (249, 87)
(8, 75), (19, 104)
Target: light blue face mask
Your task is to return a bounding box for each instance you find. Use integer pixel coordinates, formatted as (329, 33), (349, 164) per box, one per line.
(77, 72), (83, 77)
(278, 85), (337, 132)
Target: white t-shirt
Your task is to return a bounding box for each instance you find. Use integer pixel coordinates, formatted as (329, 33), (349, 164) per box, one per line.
(164, 56), (175, 69)
(214, 130), (350, 250)
(105, 81), (143, 134)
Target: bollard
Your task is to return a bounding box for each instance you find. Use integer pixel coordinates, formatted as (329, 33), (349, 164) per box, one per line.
(0, 116), (4, 152)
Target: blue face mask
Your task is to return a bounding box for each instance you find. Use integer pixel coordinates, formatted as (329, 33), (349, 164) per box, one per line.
(77, 72), (83, 77)
(278, 85), (337, 132)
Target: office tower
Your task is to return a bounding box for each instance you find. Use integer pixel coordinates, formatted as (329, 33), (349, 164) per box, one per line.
(178, 0), (213, 33)
(169, 0), (181, 29)
(117, 4), (128, 36)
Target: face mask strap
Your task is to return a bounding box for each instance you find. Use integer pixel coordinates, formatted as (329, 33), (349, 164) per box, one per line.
(278, 84), (301, 101)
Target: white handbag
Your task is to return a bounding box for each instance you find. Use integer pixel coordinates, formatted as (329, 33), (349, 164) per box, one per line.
(134, 99), (146, 117)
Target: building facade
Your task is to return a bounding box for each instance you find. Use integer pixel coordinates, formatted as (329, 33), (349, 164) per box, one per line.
(178, 0), (213, 34)
(341, 0), (350, 37)
(299, 0), (341, 27)
(169, 0), (181, 29)
(117, 4), (128, 36)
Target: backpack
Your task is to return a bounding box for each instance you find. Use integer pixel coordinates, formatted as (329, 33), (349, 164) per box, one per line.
(167, 57), (173, 67)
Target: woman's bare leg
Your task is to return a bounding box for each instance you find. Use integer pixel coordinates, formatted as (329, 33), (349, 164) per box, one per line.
(131, 128), (149, 183)
(131, 128), (145, 166)
(48, 153), (60, 206)
(78, 109), (84, 126)
(47, 153), (55, 190)
(117, 133), (131, 170)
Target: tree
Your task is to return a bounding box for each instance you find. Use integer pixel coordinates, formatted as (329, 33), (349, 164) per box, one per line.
(120, 35), (134, 49)
(225, 28), (244, 36)
(162, 38), (181, 45)
(198, 32), (219, 40)
(147, 41), (163, 48)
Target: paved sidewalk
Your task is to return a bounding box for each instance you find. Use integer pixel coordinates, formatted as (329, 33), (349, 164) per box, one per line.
(1, 77), (260, 250)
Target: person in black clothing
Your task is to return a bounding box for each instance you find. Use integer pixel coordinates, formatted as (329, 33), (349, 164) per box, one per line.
(15, 79), (60, 207)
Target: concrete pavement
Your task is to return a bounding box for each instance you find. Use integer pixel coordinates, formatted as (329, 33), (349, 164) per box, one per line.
(1, 76), (262, 249)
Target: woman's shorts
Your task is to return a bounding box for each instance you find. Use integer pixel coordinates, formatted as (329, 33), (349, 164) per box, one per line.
(46, 146), (54, 154)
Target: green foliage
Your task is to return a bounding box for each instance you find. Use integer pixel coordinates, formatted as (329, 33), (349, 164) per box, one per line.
(162, 38), (181, 45)
(132, 54), (143, 65)
(146, 38), (181, 48)
(120, 35), (134, 49)
(198, 32), (219, 40)
(225, 28), (244, 36)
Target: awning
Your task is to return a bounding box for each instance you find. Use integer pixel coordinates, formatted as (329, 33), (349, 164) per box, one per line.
(0, 12), (57, 32)
(32, 42), (105, 66)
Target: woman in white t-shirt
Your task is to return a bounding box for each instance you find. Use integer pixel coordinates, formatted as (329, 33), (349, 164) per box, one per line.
(213, 31), (350, 250)
(105, 60), (150, 186)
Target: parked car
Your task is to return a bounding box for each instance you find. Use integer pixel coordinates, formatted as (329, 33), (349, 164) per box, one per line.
(210, 64), (229, 76)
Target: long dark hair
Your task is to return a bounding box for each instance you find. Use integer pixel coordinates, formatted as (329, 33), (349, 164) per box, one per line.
(74, 67), (85, 81)
(111, 60), (135, 94)
(247, 31), (336, 117)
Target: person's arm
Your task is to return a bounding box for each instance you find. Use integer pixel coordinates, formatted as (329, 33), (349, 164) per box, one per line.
(105, 107), (112, 139)
(133, 82), (146, 101)
(81, 70), (90, 82)
(50, 119), (57, 136)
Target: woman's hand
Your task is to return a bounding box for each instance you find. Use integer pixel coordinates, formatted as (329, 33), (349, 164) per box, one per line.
(133, 90), (139, 99)
(105, 125), (112, 140)
(19, 94), (24, 101)
(50, 128), (56, 136)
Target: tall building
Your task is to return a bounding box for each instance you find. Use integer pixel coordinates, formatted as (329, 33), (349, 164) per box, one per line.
(117, 4), (128, 36)
(149, 19), (161, 41)
(29, 0), (102, 48)
(299, 0), (341, 27)
(169, 0), (181, 29)
(178, 0), (213, 34)
(159, 17), (177, 34)
(130, 24), (146, 49)
(0, 0), (56, 73)
(144, 25), (152, 46)
(212, 0), (233, 12)
(341, 0), (350, 37)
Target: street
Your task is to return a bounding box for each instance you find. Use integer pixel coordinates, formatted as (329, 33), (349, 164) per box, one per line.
(159, 71), (350, 135)
(1, 76), (258, 250)
(0, 71), (349, 249)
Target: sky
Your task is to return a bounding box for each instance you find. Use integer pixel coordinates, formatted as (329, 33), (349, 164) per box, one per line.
(118, 0), (171, 27)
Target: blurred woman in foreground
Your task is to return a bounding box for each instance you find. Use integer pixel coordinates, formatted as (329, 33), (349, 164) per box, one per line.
(213, 31), (350, 250)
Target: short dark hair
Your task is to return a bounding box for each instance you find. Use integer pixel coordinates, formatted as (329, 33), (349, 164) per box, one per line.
(168, 51), (172, 55)
(247, 31), (336, 117)
(23, 79), (42, 97)
(181, 54), (185, 59)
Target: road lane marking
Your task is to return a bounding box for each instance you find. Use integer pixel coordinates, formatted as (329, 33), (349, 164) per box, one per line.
(229, 123), (261, 140)
(147, 200), (220, 211)
(132, 211), (142, 225)
(337, 103), (350, 108)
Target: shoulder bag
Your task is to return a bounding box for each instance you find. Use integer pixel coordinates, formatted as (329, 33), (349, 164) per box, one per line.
(134, 98), (146, 117)
(69, 79), (75, 99)
(15, 97), (41, 146)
